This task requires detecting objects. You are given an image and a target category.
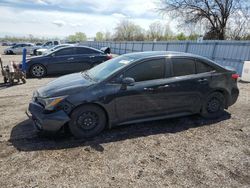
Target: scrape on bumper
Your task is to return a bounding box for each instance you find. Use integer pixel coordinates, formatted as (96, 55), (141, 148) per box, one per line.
(27, 101), (70, 132)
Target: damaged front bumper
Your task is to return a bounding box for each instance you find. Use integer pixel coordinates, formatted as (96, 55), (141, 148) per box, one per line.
(26, 101), (70, 132)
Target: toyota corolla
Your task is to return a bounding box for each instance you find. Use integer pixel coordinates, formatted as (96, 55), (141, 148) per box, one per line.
(27, 51), (239, 138)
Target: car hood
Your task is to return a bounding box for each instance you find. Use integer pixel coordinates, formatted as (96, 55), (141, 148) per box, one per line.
(37, 72), (95, 98)
(37, 48), (47, 52)
(4, 47), (12, 51)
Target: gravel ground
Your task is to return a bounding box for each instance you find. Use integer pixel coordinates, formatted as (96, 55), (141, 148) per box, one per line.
(0, 46), (249, 187)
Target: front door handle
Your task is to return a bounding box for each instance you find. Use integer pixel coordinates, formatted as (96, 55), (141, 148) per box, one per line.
(197, 78), (208, 83)
(67, 57), (74, 60)
(144, 87), (154, 91)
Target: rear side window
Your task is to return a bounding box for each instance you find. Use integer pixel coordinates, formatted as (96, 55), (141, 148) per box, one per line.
(55, 48), (75, 56)
(196, 60), (214, 73)
(172, 58), (195, 77)
(124, 59), (165, 82)
(76, 47), (98, 54)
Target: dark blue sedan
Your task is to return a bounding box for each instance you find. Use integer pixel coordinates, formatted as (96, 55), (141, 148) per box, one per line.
(26, 46), (112, 78)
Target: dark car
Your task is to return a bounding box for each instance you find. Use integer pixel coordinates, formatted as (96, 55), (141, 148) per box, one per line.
(26, 46), (112, 77)
(27, 51), (239, 138)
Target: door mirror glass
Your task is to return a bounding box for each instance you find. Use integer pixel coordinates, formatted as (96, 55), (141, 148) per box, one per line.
(122, 77), (135, 86)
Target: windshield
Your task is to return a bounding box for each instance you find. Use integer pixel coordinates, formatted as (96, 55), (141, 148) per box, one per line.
(84, 55), (134, 82)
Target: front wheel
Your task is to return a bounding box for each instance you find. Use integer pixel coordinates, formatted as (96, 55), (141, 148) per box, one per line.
(69, 105), (107, 139)
(201, 92), (226, 119)
(30, 64), (46, 78)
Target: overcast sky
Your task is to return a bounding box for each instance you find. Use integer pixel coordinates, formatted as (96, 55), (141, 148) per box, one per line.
(0, 0), (174, 38)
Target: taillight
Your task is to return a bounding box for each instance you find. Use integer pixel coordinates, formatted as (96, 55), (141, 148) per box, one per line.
(232, 74), (239, 80)
(107, 54), (112, 60)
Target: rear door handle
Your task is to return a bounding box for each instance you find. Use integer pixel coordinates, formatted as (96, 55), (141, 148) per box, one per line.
(157, 84), (169, 89)
(144, 87), (154, 91)
(89, 56), (95, 58)
(67, 57), (74, 60)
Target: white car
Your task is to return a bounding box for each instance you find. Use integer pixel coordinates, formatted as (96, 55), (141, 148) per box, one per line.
(32, 40), (61, 55)
(4, 43), (34, 55)
(36, 44), (73, 55)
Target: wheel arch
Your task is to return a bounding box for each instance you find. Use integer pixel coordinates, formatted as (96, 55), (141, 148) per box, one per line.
(207, 88), (230, 108)
(70, 102), (110, 129)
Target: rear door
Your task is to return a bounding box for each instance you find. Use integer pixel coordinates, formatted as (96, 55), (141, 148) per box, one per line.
(165, 57), (212, 114)
(74, 47), (104, 71)
(46, 47), (77, 74)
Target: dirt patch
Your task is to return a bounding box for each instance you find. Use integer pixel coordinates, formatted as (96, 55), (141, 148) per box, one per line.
(0, 46), (249, 187)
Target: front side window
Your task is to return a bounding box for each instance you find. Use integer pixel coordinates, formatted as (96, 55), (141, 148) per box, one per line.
(172, 58), (195, 77)
(45, 42), (53, 46)
(124, 59), (165, 82)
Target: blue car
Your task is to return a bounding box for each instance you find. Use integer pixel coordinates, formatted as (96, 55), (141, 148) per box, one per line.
(26, 46), (112, 78)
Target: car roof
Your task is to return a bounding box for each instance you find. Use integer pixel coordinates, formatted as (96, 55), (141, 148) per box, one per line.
(123, 51), (226, 70)
(124, 51), (209, 60)
(51, 45), (103, 53)
(76, 45), (103, 53)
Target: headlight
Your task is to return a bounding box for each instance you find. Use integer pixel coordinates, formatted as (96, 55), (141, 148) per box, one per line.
(43, 96), (68, 111)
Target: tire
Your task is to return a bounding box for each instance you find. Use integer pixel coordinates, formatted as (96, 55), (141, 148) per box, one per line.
(69, 104), (107, 139)
(21, 78), (26, 84)
(9, 50), (14, 55)
(201, 92), (226, 119)
(3, 77), (7, 83)
(30, 64), (46, 78)
(9, 78), (14, 85)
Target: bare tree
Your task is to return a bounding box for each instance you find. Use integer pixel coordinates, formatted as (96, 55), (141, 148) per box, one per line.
(148, 21), (165, 40)
(95, 32), (104, 41)
(159, 0), (250, 40)
(226, 8), (250, 39)
(104, 31), (112, 41)
(114, 20), (145, 41)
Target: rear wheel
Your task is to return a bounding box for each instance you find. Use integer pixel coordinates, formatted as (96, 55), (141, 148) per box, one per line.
(30, 64), (46, 78)
(201, 92), (226, 119)
(69, 105), (106, 139)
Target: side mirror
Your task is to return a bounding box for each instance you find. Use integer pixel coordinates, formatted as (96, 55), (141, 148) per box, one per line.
(51, 53), (55, 57)
(122, 77), (135, 86)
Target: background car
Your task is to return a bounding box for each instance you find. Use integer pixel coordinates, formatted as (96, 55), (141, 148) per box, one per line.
(27, 51), (239, 138)
(36, 44), (73, 56)
(35, 42), (43, 46)
(4, 43), (34, 55)
(32, 40), (60, 55)
(26, 46), (112, 77)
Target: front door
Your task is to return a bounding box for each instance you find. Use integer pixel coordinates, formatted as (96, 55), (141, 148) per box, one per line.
(46, 47), (77, 74)
(114, 58), (171, 123)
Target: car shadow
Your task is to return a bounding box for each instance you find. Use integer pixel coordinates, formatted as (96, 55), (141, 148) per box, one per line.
(0, 82), (24, 90)
(9, 112), (231, 152)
